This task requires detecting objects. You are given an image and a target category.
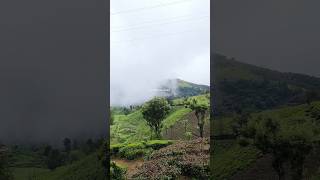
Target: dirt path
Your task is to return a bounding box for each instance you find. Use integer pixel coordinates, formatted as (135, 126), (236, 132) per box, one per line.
(112, 158), (144, 179)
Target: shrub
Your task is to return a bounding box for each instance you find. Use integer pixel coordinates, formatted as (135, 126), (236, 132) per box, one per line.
(184, 132), (193, 140)
(110, 161), (126, 180)
(119, 147), (151, 160)
(110, 144), (125, 156)
(238, 138), (250, 147)
(145, 140), (173, 150)
(132, 138), (209, 179)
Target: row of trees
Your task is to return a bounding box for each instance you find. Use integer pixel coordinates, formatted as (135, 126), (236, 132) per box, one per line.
(44, 138), (103, 170)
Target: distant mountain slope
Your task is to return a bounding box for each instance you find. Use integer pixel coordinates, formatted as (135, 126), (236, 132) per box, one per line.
(213, 54), (320, 114)
(158, 79), (209, 98)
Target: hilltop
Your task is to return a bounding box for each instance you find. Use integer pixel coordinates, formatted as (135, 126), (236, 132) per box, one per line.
(158, 78), (209, 98)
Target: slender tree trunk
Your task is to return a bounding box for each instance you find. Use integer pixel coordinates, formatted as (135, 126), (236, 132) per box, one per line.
(199, 123), (204, 138)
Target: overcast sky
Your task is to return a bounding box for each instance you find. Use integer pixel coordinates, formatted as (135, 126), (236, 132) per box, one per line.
(214, 0), (320, 78)
(111, 0), (210, 106)
(0, 0), (107, 144)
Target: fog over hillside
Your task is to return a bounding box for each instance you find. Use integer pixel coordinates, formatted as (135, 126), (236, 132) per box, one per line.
(111, 0), (210, 106)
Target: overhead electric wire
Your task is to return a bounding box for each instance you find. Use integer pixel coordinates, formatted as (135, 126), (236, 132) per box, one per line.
(111, 28), (208, 44)
(110, 0), (193, 15)
(111, 15), (209, 33)
(111, 13), (208, 29)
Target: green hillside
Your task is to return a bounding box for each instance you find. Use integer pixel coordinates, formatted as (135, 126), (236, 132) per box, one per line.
(159, 78), (209, 98)
(12, 153), (105, 180)
(213, 54), (320, 114)
(110, 91), (210, 179)
(111, 93), (210, 144)
(213, 101), (320, 179)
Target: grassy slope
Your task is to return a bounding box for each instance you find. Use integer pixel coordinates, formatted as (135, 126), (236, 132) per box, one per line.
(213, 101), (320, 179)
(111, 94), (209, 144)
(27, 153), (105, 180)
(10, 148), (105, 180)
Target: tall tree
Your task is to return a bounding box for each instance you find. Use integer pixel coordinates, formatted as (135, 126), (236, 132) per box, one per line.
(189, 99), (208, 138)
(142, 97), (170, 139)
(63, 138), (71, 154)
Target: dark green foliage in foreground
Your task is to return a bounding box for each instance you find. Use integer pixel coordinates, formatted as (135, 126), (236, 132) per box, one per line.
(63, 138), (71, 154)
(46, 149), (65, 170)
(212, 102), (320, 179)
(241, 115), (318, 180)
(142, 97), (170, 138)
(0, 146), (13, 180)
(110, 161), (126, 180)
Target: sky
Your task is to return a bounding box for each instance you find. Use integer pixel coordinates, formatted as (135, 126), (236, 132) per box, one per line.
(214, 0), (320, 78)
(110, 0), (210, 106)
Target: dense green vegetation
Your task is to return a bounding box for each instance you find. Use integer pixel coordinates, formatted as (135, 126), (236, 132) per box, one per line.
(5, 138), (106, 180)
(213, 101), (320, 179)
(110, 81), (210, 179)
(212, 55), (320, 179)
(213, 54), (320, 115)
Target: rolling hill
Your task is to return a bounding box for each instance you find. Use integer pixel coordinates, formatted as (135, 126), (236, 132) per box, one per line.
(212, 101), (320, 180)
(213, 54), (320, 114)
(158, 78), (209, 98)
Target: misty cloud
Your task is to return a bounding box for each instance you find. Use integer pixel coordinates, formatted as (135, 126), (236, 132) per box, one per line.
(111, 0), (210, 106)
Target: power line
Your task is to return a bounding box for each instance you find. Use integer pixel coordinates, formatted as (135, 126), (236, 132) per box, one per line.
(111, 28), (207, 44)
(111, 13), (208, 29)
(111, 15), (209, 33)
(110, 0), (193, 15)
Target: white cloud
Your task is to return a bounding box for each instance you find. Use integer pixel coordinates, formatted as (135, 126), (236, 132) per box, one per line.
(111, 0), (210, 106)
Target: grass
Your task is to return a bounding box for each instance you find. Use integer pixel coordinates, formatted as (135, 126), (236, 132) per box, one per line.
(12, 167), (50, 180)
(36, 153), (106, 180)
(162, 107), (192, 130)
(110, 96), (208, 144)
(212, 142), (261, 180)
(212, 101), (320, 179)
(172, 93), (210, 106)
(111, 110), (151, 144)
(10, 147), (106, 180)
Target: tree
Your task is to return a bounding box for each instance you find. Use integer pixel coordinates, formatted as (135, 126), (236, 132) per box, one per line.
(305, 90), (318, 105)
(47, 149), (63, 170)
(142, 97), (170, 139)
(231, 112), (251, 137)
(188, 99), (208, 138)
(72, 139), (79, 150)
(0, 145), (13, 180)
(63, 138), (71, 154)
(110, 112), (115, 125)
(43, 145), (52, 157)
(246, 117), (314, 180)
(84, 138), (95, 154)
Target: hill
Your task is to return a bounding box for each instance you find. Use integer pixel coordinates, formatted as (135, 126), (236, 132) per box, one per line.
(213, 101), (320, 180)
(213, 54), (320, 114)
(110, 93), (210, 179)
(158, 78), (209, 98)
(111, 93), (210, 144)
